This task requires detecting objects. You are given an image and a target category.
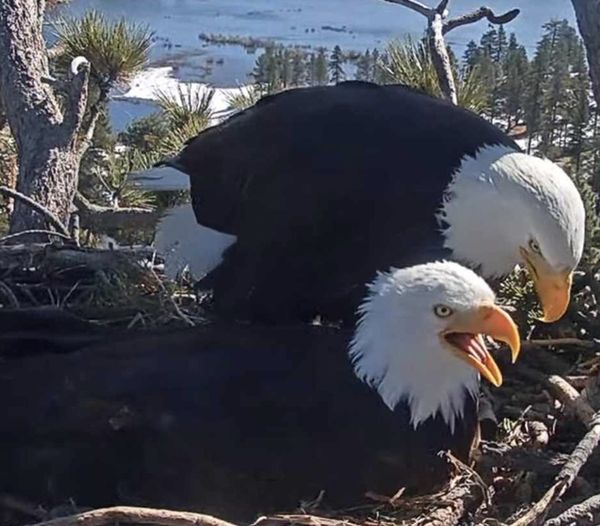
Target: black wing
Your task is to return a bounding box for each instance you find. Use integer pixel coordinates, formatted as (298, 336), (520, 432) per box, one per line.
(171, 82), (518, 323)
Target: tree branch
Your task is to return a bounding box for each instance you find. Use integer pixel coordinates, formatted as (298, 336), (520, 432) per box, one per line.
(429, 12), (457, 103)
(546, 374), (597, 424)
(443, 7), (520, 34)
(435, 0), (449, 15)
(505, 371), (600, 526)
(74, 192), (160, 231)
(29, 506), (238, 526)
(508, 413), (600, 526)
(62, 57), (91, 141)
(545, 493), (600, 526)
(381, 0), (433, 18)
(0, 185), (70, 237)
(78, 88), (109, 156)
(0, 229), (71, 244)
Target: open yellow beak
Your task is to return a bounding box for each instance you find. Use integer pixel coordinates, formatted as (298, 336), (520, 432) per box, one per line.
(520, 247), (573, 323)
(442, 304), (521, 387)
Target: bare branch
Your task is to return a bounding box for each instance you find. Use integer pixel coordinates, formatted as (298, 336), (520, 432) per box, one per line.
(545, 374), (597, 424)
(443, 7), (520, 34)
(30, 506), (238, 526)
(74, 192), (160, 231)
(78, 89), (109, 156)
(0, 185), (70, 237)
(47, 42), (66, 60)
(429, 12), (457, 103)
(150, 267), (196, 327)
(545, 494), (600, 526)
(381, 0), (433, 18)
(436, 0), (449, 15)
(508, 413), (600, 526)
(0, 229), (71, 244)
(0, 243), (156, 265)
(523, 337), (598, 349)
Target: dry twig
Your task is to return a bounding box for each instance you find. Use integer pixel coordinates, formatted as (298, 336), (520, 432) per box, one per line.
(0, 185), (70, 237)
(0, 229), (72, 244)
(29, 506), (238, 526)
(508, 384), (600, 526)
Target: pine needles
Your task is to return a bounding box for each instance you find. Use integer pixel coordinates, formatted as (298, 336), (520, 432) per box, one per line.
(380, 38), (489, 113)
(54, 11), (152, 89)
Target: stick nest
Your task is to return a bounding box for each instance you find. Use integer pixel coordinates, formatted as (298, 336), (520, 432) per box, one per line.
(2, 243), (600, 526)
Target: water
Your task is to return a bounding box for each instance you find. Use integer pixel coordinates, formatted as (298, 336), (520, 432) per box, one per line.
(108, 99), (158, 132)
(58, 0), (575, 87)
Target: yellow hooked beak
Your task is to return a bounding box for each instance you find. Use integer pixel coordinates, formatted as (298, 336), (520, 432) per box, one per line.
(520, 247), (573, 323)
(441, 304), (521, 387)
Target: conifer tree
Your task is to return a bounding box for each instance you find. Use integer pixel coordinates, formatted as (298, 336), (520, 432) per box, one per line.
(314, 48), (328, 85)
(278, 48), (292, 88)
(329, 45), (345, 84)
(462, 40), (479, 72)
(502, 33), (529, 130)
(291, 50), (306, 86)
(355, 49), (372, 81)
(567, 41), (590, 169)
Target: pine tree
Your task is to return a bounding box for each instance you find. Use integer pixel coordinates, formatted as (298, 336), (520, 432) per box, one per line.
(290, 50), (306, 86)
(494, 25), (508, 63)
(308, 53), (317, 85)
(372, 48), (384, 83)
(567, 41), (590, 170)
(537, 21), (581, 156)
(462, 40), (480, 72)
(355, 49), (372, 81)
(502, 33), (529, 130)
(524, 48), (547, 153)
(479, 26), (496, 55)
(278, 48), (292, 88)
(252, 46), (279, 89)
(470, 25), (505, 120)
(314, 48), (328, 85)
(329, 45), (345, 84)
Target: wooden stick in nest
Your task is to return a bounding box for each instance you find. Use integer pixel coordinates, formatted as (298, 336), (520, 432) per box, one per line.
(523, 338), (599, 350)
(29, 506), (239, 526)
(544, 493), (600, 526)
(412, 452), (486, 526)
(253, 515), (360, 526)
(507, 372), (600, 526)
(0, 186), (71, 238)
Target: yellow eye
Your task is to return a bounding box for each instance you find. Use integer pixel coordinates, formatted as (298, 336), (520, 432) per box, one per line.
(434, 304), (453, 318)
(529, 239), (541, 254)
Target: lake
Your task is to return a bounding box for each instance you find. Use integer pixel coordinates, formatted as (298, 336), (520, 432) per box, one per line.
(53, 0), (576, 131)
(58, 0), (576, 87)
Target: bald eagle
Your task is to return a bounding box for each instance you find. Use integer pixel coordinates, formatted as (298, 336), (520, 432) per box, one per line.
(0, 261), (519, 521)
(130, 81), (585, 325)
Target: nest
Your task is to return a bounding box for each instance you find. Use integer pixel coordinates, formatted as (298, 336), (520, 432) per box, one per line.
(1, 243), (600, 526)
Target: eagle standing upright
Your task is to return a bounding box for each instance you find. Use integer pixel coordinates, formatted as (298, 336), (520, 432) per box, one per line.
(130, 81), (585, 325)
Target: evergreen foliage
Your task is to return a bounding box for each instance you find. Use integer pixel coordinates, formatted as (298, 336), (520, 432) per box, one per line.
(54, 11), (152, 90)
(329, 45), (345, 84)
(380, 38), (489, 114)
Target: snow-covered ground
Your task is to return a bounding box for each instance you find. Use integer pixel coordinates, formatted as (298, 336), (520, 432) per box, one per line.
(116, 66), (252, 122)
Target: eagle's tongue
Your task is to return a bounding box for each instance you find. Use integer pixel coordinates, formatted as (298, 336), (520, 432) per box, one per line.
(449, 333), (488, 363)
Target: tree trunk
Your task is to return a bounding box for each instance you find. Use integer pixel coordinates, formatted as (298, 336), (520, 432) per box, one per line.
(572, 0), (600, 108)
(428, 13), (458, 104)
(0, 0), (90, 235)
